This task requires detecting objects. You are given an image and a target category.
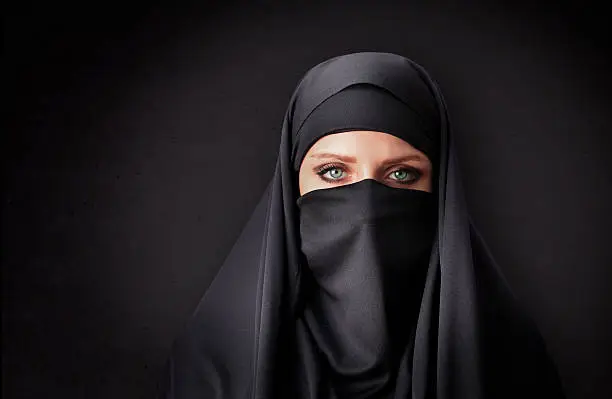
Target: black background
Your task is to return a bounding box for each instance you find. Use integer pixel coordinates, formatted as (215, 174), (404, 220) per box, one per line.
(3, 1), (611, 398)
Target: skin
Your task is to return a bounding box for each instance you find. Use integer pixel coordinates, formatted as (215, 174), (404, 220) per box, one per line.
(298, 130), (432, 195)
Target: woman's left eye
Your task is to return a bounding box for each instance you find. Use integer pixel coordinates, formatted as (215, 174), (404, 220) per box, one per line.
(388, 168), (420, 184)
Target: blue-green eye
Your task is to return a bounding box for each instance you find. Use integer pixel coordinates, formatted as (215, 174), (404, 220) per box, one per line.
(388, 168), (419, 184)
(322, 167), (345, 180)
(315, 163), (347, 183)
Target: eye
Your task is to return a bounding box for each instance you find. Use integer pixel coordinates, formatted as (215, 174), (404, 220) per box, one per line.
(316, 164), (347, 182)
(387, 167), (420, 184)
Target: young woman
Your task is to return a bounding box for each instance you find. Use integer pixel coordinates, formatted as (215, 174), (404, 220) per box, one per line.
(161, 52), (565, 398)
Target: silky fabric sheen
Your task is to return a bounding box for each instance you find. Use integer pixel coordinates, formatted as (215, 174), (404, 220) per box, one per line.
(297, 179), (437, 398)
(292, 84), (439, 172)
(160, 52), (566, 399)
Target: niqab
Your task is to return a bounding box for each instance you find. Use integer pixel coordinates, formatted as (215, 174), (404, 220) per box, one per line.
(161, 52), (565, 399)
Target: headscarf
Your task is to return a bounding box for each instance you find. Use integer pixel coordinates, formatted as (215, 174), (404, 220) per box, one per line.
(161, 52), (565, 399)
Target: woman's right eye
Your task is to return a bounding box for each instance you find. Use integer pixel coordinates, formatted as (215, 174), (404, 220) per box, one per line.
(316, 165), (347, 182)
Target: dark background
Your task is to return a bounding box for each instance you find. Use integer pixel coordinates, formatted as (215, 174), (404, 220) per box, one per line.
(3, 1), (611, 398)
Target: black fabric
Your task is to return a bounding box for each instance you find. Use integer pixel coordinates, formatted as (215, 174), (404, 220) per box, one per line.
(292, 84), (439, 171)
(161, 52), (565, 399)
(297, 179), (437, 398)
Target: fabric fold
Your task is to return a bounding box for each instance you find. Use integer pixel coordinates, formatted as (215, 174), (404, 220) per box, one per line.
(161, 52), (565, 399)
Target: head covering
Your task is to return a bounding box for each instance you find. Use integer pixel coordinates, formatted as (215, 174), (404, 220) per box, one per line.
(161, 52), (565, 399)
(292, 83), (439, 172)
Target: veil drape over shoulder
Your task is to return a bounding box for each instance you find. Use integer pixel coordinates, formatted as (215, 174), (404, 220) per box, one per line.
(161, 52), (565, 399)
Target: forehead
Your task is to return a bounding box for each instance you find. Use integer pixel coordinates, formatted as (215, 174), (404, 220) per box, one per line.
(306, 130), (425, 157)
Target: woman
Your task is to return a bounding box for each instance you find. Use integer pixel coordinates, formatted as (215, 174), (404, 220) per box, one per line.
(161, 52), (565, 398)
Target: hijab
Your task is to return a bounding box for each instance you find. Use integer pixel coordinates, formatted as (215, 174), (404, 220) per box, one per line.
(161, 52), (565, 399)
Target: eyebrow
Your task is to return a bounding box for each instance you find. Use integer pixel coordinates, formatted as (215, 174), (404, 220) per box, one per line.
(309, 152), (424, 164)
(309, 152), (358, 163)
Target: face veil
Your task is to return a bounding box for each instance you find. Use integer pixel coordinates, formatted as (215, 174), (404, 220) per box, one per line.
(160, 52), (565, 399)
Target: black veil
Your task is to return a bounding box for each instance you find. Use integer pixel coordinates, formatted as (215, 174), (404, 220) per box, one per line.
(161, 52), (564, 398)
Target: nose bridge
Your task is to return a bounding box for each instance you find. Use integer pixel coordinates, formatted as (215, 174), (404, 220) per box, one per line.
(359, 162), (376, 181)
(354, 136), (382, 182)
(354, 145), (379, 181)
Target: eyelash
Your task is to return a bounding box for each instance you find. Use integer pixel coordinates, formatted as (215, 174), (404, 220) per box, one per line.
(315, 162), (422, 185)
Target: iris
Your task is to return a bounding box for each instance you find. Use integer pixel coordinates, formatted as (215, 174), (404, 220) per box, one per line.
(326, 168), (344, 180)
